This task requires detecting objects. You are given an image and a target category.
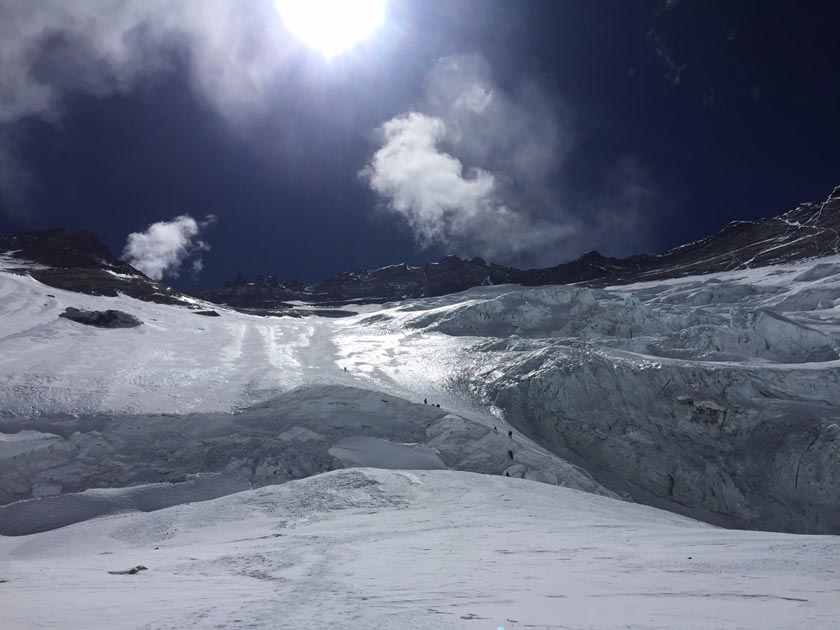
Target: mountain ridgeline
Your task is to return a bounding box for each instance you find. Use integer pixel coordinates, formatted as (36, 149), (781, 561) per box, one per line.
(0, 229), (191, 306)
(2, 185), (840, 308)
(195, 185), (840, 307)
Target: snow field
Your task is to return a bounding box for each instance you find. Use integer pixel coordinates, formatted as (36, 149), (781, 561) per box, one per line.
(1, 468), (837, 630)
(4, 255), (840, 537)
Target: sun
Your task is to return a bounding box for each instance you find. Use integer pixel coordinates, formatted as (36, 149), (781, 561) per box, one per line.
(275, 0), (387, 58)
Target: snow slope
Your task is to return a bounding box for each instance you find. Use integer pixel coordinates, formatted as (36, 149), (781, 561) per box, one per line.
(3, 254), (840, 628)
(0, 384), (610, 527)
(1, 468), (837, 630)
(3, 256), (840, 533)
(0, 271), (610, 522)
(330, 258), (840, 533)
(0, 273), (309, 416)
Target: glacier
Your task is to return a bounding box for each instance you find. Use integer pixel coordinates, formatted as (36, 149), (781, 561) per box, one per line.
(350, 262), (840, 533)
(2, 255), (840, 534)
(3, 251), (840, 627)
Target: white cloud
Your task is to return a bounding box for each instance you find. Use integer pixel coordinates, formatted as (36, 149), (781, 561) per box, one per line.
(0, 5), (664, 263)
(362, 54), (580, 265)
(0, 1), (284, 125)
(362, 53), (662, 265)
(0, 0), (288, 211)
(422, 54), (572, 192)
(363, 113), (495, 246)
(122, 214), (216, 280)
(362, 111), (572, 260)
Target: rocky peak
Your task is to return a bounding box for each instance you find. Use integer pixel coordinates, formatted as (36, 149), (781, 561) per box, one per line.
(0, 229), (192, 306)
(578, 250), (607, 261)
(225, 272), (248, 288)
(0, 229), (137, 273)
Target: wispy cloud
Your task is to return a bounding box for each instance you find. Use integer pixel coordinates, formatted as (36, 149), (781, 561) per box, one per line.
(648, 33), (687, 86)
(646, 0), (687, 86)
(0, 0), (286, 213)
(362, 53), (658, 265)
(702, 84), (719, 110)
(361, 54), (575, 264)
(122, 214), (216, 280)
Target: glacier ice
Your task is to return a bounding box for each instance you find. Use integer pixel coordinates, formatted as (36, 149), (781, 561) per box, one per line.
(3, 256), (840, 534)
(383, 262), (840, 533)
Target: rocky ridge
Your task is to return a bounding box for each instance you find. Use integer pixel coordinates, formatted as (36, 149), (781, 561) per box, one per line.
(4, 186), (840, 310)
(0, 230), (190, 306)
(196, 185), (840, 307)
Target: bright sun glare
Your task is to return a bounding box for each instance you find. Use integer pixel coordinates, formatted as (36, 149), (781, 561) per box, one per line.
(275, 0), (387, 58)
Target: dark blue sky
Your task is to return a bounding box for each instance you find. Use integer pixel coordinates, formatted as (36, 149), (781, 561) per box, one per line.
(1, 0), (839, 288)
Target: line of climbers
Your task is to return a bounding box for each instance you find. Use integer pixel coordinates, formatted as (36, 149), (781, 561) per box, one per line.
(423, 400), (516, 476)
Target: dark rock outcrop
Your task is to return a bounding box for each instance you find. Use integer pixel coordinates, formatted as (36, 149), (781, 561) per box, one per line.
(0, 229), (126, 270)
(108, 565), (148, 576)
(59, 307), (142, 328)
(0, 230), (191, 306)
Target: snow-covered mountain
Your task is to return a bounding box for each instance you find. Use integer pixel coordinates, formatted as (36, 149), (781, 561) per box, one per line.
(0, 229), (196, 306)
(3, 188), (840, 628)
(197, 185), (840, 307)
(2, 240), (840, 534)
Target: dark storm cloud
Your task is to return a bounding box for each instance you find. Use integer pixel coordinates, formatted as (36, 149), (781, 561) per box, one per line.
(362, 54), (661, 266)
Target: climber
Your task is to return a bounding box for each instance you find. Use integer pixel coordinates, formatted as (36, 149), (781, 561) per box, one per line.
(507, 430), (513, 439)
(508, 449), (514, 460)
(424, 398), (428, 405)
